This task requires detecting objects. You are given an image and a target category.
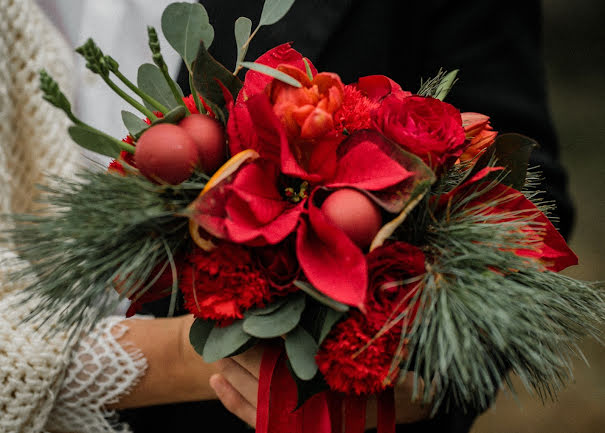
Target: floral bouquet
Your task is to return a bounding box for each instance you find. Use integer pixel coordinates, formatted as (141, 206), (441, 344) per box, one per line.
(9, 1), (604, 432)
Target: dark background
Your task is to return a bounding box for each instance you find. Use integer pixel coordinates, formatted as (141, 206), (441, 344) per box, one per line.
(472, 1), (605, 432)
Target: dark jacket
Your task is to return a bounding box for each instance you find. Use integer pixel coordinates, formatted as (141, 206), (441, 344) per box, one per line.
(120, 1), (572, 431)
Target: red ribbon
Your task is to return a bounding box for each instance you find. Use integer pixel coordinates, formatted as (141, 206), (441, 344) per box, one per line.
(256, 347), (396, 433)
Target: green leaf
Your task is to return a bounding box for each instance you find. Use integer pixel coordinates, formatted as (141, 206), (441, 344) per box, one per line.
(234, 17), (252, 65)
(203, 320), (252, 363)
(239, 61), (302, 88)
(192, 41), (243, 111)
(248, 298), (287, 316)
(243, 294), (305, 338)
(319, 308), (345, 344)
(434, 69), (459, 101)
(285, 326), (318, 380)
(137, 63), (184, 111)
(150, 106), (188, 126)
(259, 0), (296, 26)
(121, 111), (149, 138)
(68, 125), (121, 158)
(467, 133), (537, 191)
(189, 318), (214, 357)
(293, 280), (349, 313)
(161, 2), (214, 67)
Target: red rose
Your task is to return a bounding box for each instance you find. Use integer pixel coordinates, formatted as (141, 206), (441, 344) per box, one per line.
(180, 244), (274, 323)
(254, 238), (300, 290)
(316, 242), (425, 395)
(373, 94), (466, 171)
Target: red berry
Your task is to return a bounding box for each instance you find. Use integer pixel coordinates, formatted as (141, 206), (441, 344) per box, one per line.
(135, 124), (198, 184)
(179, 114), (226, 174)
(321, 189), (382, 249)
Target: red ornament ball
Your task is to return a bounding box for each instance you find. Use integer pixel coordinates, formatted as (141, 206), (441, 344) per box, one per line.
(135, 124), (198, 184)
(321, 189), (382, 249)
(179, 114), (226, 174)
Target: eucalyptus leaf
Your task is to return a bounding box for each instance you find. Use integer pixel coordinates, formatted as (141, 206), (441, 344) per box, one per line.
(203, 320), (252, 363)
(137, 63), (184, 111)
(68, 125), (121, 158)
(150, 106), (188, 126)
(239, 61), (302, 88)
(189, 318), (214, 357)
(234, 17), (252, 66)
(293, 280), (349, 313)
(161, 2), (214, 67)
(319, 308), (345, 344)
(285, 326), (318, 380)
(121, 111), (149, 138)
(192, 41), (243, 111)
(259, 0), (296, 26)
(243, 294), (305, 338)
(248, 298), (287, 316)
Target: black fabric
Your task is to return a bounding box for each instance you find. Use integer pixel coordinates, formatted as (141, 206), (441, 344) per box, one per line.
(121, 1), (573, 431)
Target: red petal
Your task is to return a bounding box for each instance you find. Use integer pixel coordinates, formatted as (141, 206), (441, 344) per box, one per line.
(356, 75), (410, 101)
(241, 43), (317, 100)
(194, 160), (303, 245)
(296, 195), (367, 308)
(327, 136), (412, 191)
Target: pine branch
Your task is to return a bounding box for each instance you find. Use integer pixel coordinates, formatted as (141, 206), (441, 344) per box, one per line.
(4, 170), (206, 331)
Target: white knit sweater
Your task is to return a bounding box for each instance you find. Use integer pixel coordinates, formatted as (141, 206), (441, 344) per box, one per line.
(0, 1), (146, 431)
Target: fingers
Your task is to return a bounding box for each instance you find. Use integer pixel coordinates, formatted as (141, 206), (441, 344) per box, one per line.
(215, 358), (259, 407)
(210, 373), (257, 427)
(231, 343), (264, 378)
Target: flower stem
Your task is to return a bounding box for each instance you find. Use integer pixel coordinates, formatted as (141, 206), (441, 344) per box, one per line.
(111, 67), (170, 114)
(103, 76), (158, 122)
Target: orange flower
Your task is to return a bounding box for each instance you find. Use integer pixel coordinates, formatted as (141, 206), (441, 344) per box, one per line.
(266, 64), (344, 140)
(459, 112), (497, 163)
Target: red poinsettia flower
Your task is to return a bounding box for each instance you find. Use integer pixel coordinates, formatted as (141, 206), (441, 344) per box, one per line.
(438, 167), (577, 272)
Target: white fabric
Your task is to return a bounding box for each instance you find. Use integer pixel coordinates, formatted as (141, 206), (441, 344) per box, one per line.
(0, 0), (149, 431)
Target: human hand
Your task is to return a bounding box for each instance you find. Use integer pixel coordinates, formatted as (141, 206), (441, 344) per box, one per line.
(209, 344), (263, 427)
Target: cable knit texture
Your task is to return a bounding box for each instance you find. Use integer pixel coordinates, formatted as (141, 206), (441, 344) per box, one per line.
(0, 0), (147, 431)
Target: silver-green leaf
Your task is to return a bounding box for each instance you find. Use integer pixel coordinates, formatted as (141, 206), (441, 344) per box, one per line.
(68, 126), (121, 158)
(239, 61), (302, 88)
(189, 318), (214, 357)
(285, 326), (318, 380)
(235, 17), (252, 65)
(434, 69), (459, 101)
(121, 111), (149, 138)
(203, 320), (252, 363)
(137, 63), (184, 111)
(161, 2), (214, 67)
(243, 294), (305, 338)
(259, 0), (296, 26)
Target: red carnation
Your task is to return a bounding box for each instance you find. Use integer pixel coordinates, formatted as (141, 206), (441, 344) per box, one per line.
(334, 85), (379, 135)
(373, 94), (466, 171)
(316, 242), (426, 395)
(180, 244), (274, 322)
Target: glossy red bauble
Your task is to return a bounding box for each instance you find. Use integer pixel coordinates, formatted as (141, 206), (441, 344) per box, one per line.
(135, 124), (198, 184)
(321, 189), (382, 249)
(179, 114), (226, 174)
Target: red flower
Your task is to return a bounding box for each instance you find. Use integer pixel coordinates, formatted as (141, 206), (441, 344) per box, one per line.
(254, 238), (300, 289)
(459, 112), (497, 164)
(334, 85), (380, 135)
(316, 242), (425, 395)
(179, 244), (274, 322)
(373, 95), (466, 171)
(356, 75), (411, 102)
(438, 167), (578, 272)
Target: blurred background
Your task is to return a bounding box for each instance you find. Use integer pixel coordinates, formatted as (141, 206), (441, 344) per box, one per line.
(472, 1), (605, 432)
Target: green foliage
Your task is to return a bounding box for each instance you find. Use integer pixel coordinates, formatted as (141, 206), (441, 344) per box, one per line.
(234, 17), (252, 68)
(121, 111), (149, 138)
(239, 62), (302, 88)
(150, 106), (188, 126)
(6, 170), (204, 331)
(259, 0), (296, 26)
(191, 41), (243, 120)
(399, 182), (605, 411)
(243, 293), (306, 338)
(161, 2), (214, 69)
(203, 320), (252, 363)
(39, 70), (77, 122)
(68, 125), (123, 157)
(137, 63), (184, 111)
(293, 280), (349, 312)
(466, 133), (537, 191)
(418, 69), (459, 101)
(189, 318), (214, 356)
(285, 326), (318, 380)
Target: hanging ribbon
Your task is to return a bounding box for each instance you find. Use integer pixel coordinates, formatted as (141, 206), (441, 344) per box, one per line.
(256, 347), (396, 433)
